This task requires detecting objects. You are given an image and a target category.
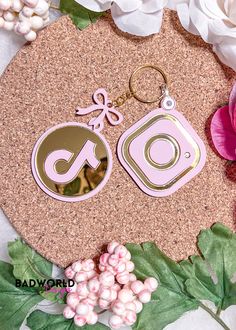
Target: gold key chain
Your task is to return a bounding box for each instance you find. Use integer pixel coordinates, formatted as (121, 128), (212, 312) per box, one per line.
(31, 64), (206, 202)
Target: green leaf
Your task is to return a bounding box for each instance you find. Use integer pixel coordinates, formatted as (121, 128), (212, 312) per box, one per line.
(126, 242), (199, 330)
(185, 223), (236, 311)
(39, 286), (67, 304)
(8, 239), (53, 285)
(27, 310), (110, 330)
(64, 177), (81, 196)
(0, 260), (43, 330)
(59, 0), (104, 30)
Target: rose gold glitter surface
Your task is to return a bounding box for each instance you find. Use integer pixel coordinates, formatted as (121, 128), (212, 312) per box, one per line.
(1, 11), (236, 267)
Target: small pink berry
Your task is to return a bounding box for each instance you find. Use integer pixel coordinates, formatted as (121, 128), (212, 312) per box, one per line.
(99, 253), (110, 266)
(114, 245), (128, 258)
(133, 299), (143, 313)
(68, 282), (77, 293)
(118, 289), (134, 304)
(109, 315), (123, 329)
(107, 241), (119, 254)
(131, 280), (144, 295)
(117, 271), (130, 285)
(0, 0), (11, 11)
(108, 254), (119, 267)
(123, 310), (137, 326)
(88, 292), (98, 302)
(99, 264), (106, 272)
(74, 315), (86, 327)
(110, 289), (118, 301)
(125, 301), (136, 312)
(111, 300), (126, 316)
(98, 298), (110, 309)
(144, 277), (158, 292)
(86, 270), (97, 280)
(87, 278), (100, 293)
(22, 6), (34, 17)
(72, 261), (82, 272)
(125, 250), (132, 261)
(75, 271), (87, 283)
(66, 293), (80, 310)
(112, 283), (121, 292)
(63, 306), (75, 319)
(138, 289), (151, 304)
(82, 259), (95, 272)
(76, 302), (89, 316)
(106, 265), (116, 275)
(76, 282), (89, 297)
(81, 298), (95, 311)
(14, 21), (31, 35)
(22, 0), (39, 8)
(99, 271), (115, 287)
(126, 261), (135, 272)
(86, 311), (98, 325)
(65, 266), (75, 280)
(114, 261), (126, 274)
(129, 273), (137, 282)
(99, 287), (111, 301)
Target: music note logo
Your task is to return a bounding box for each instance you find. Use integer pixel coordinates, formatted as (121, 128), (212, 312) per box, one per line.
(31, 122), (112, 202)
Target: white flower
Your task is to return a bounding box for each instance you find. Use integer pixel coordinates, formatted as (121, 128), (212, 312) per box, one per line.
(76, 0), (168, 36)
(171, 0), (236, 71)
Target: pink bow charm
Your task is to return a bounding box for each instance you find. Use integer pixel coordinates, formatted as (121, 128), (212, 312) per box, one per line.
(76, 88), (124, 132)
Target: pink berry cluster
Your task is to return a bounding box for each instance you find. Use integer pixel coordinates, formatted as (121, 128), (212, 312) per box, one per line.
(0, 0), (49, 41)
(64, 242), (158, 329)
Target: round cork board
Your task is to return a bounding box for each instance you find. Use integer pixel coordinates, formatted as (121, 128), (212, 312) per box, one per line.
(1, 10), (236, 268)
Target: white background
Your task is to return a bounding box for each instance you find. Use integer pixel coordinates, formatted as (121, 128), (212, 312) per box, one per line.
(0, 5), (236, 330)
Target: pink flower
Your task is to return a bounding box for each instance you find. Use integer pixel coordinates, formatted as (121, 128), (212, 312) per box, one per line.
(211, 83), (236, 161)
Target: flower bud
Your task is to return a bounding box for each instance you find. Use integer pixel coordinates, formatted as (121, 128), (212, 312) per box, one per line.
(144, 277), (158, 292)
(131, 280), (144, 295)
(63, 306), (75, 319)
(71, 261), (82, 272)
(74, 315), (86, 327)
(118, 289), (133, 304)
(66, 293), (80, 310)
(138, 289), (151, 303)
(76, 303), (89, 316)
(107, 241), (119, 254)
(109, 315), (123, 329)
(123, 310), (137, 326)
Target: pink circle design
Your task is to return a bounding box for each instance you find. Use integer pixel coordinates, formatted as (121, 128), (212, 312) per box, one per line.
(149, 139), (175, 165)
(31, 122), (113, 202)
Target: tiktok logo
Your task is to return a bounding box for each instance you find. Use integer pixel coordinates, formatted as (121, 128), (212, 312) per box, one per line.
(44, 141), (100, 184)
(31, 122), (112, 202)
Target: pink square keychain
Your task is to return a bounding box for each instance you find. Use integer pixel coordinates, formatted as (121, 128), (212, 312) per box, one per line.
(117, 65), (206, 197)
(31, 64), (206, 201)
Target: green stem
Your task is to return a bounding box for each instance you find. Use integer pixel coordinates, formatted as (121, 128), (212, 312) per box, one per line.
(199, 302), (230, 330)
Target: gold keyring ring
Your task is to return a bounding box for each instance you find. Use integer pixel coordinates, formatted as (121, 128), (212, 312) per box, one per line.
(129, 64), (168, 104)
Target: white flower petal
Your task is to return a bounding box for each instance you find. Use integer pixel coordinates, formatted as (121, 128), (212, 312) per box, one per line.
(113, 0), (140, 12)
(213, 41), (236, 71)
(188, 0), (211, 42)
(141, 0), (168, 14)
(166, 0), (179, 10)
(227, 1), (236, 25)
(176, 2), (201, 35)
(199, 0), (228, 20)
(75, 0), (111, 12)
(111, 4), (163, 36)
(209, 19), (236, 39)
